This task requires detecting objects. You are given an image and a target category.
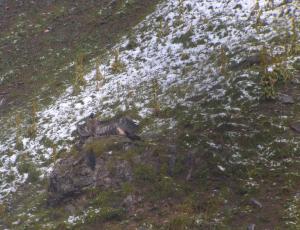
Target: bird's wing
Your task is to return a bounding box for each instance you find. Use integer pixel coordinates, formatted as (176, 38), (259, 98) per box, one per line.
(117, 117), (138, 134)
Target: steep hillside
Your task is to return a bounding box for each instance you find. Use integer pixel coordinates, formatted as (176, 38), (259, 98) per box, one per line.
(0, 0), (160, 112)
(1, 0), (300, 229)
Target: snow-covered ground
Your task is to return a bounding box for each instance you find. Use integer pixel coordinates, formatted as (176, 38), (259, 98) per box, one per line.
(0, 0), (299, 202)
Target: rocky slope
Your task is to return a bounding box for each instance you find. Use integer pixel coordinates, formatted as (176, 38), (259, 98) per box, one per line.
(1, 0), (300, 229)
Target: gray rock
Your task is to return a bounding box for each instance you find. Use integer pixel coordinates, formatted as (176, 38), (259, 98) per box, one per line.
(47, 136), (135, 206)
(85, 151), (96, 170)
(290, 122), (300, 133)
(0, 97), (6, 108)
(278, 94), (295, 104)
(167, 145), (177, 176)
(122, 194), (142, 211)
(250, 198), (263, 208)
(291, 78), (300, 84)
(247, 224), (255, 230)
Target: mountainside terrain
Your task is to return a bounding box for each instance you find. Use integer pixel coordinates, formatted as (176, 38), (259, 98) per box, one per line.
(1, 0), (300, 229)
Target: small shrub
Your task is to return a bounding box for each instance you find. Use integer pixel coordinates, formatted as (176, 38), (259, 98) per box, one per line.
(111, 49), (125, 74)
(90, 190), (113, 206)
(95, 62), (104, 90)
(259, 47), (292, 98)
(272, 64), (292, 82)
(173, 28), (194, 48)
(18, 159), (40, 183)
(6, 173), (15, 183)
(290, 17), (298, 55)
(27, 165), (40, 183)
(73, 53), (87, 93)
(181, 52), (190, 60)
(157, 18), (170, 40)
(0, 204), (6, 217)
(40, 136), (54, 148)
(51, 144), (58, 162)
(173, 0), (185, 27)
(178, 0), (185, 18)
(151, 79), (161, 114)
(293, 59), (300, 70)
(27, 100), (38, 138)
(155, 177), (177, 199)
(85, 207), (124, 224)
(259, 47), (274, 98)
(285, 29), (291, 57)
(27, 124), (37, 138)
(256, 9), (262, 27)
(121, 182), (134, 196)
(100, 207), (124, 221)
(15, 113), (23, 150)
(220, 46), (229, 76)
(254, 0), (259, 11)
(17, 157), (31, 174)
(167, 215), (195, 230)
(133, 164), (156, 183)
(126, 34), (138, 50)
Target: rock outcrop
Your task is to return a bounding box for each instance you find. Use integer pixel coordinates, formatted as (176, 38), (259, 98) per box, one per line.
(47, 115), (193, 206)
(47, 136), (136, 206)
(48, 115), (141, 206)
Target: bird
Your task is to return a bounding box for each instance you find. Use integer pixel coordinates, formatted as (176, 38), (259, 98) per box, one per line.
(76, 113), (99, 137)
(93, 116), (140, 140)
(77, 114), (140, 141)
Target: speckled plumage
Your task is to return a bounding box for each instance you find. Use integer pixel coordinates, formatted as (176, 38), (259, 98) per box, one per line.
(77, 115), (140, 140)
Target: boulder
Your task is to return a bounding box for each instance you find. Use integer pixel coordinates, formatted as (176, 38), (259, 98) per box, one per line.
(290, 122), (300, 133)
(48, 125), (192, 207)
(47, 135), (189, 206)
(278, 94), (294, 104)
(47, 136), (136, 206)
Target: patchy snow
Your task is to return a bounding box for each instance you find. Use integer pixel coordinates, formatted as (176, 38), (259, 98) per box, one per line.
(0, 0), (299, 203)
(66, 207), (102, 226)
